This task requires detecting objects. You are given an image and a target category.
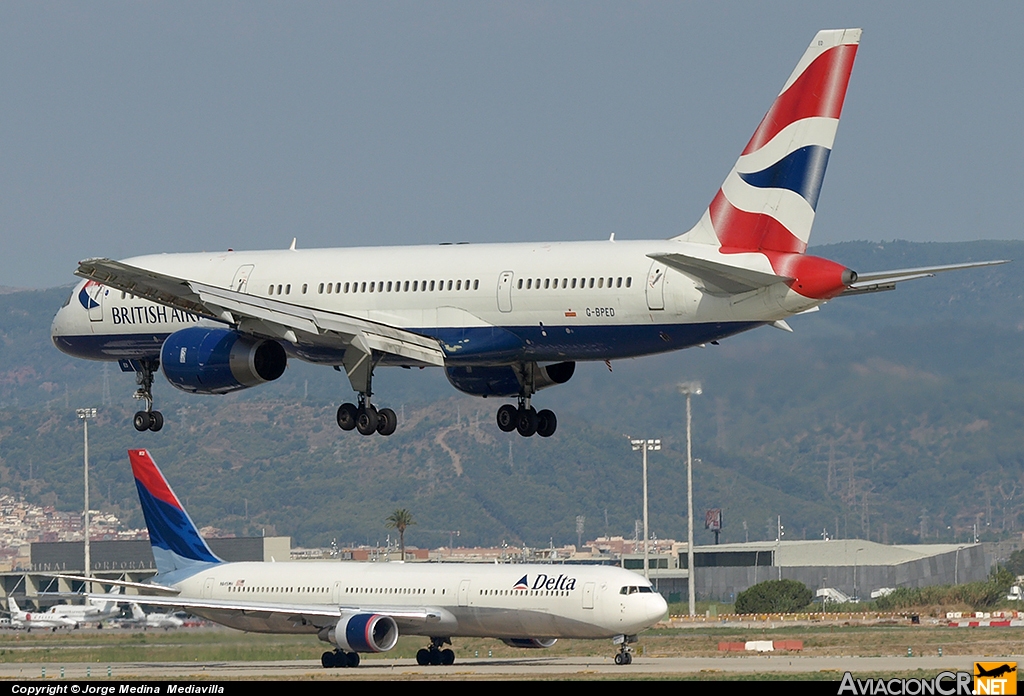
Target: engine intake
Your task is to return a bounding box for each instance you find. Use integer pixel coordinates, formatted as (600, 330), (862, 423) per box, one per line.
(445, 361), (575, 397)
(327, 613), (399, 653)
(161, 327), (287, 395)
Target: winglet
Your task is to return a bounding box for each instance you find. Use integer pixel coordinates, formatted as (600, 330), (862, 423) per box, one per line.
(129, 449), (223, 575)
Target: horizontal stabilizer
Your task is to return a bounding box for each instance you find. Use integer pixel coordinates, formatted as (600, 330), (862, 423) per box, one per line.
(648, 252), (789, 295)
(841, 260), (1009, 297)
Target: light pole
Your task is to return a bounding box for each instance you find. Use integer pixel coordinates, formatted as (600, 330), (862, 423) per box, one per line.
(76, 408), (97, 587)
(678, 381), (702, 617)
(629, 438), (660, 581)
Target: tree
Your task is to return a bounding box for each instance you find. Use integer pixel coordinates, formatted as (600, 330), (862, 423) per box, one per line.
(735, 579), (812, 614)
(385, 509), (415, 561)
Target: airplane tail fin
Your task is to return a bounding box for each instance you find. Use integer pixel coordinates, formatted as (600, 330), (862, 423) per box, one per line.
(130, 603), (146, 621)
(7, 596), (19, 614)
(129, 449), (223, 576)
(672, 29), (861, 253)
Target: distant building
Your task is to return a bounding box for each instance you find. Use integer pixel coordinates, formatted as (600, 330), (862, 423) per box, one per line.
(684, 539), (988, 602)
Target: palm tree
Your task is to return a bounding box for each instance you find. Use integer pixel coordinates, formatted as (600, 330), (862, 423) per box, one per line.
(385, 509), (415, 561)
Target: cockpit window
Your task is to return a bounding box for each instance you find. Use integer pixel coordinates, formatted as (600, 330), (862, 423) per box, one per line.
(62, 291), (74, 308)
(619, 585), (655, 595)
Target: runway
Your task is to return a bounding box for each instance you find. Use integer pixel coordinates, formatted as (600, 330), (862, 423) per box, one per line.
(0, 654), (1013, 680)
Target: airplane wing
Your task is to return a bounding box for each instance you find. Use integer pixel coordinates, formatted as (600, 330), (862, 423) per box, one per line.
(80, 592), (447, 632)
(840, 260), (1009, 296)
(648, 252), (789, 295)
(75, 258), (447, 389)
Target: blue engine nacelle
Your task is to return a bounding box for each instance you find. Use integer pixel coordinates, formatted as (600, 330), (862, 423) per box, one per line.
(444, 361), (575, 397)
(326, 613), (399, 653)
(161, 327), (287, 395)
(502, 638), (558, 649)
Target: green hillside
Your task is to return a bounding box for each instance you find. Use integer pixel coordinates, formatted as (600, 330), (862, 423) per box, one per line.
(1, 240), (1021, 549)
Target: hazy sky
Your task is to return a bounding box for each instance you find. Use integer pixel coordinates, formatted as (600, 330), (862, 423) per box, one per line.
(2, 2), (1021, 288)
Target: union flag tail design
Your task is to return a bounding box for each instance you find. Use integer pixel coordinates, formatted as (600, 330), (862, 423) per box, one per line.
(129, 449), (222, 575)
(675, 29), (861, 254)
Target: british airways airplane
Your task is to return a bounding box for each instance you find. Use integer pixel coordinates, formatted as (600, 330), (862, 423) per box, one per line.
(50, 29), (1005, 437)
(73, 449), (668, 667)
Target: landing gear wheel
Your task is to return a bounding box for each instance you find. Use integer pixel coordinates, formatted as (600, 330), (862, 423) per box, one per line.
(346, 651), (360, 668)
(148, 411), (164, 432)
(321, 651), (336, 668)
(376, 408), (397, 436)
(356, 406), (379, 435)
(133, 411), (152, 432)
(440, 648), (455, 665)
(336, 403), (357, 431)
(496, 404), (518, 432)
(416, 648), (431, 666)
(429, 648), (442, 665)
(536, 409), (557, 437)
(615, 653), (624, 665)
(516, 406), (538, 437)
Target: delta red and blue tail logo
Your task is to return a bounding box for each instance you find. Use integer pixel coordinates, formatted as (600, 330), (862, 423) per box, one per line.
(78, 280), (102, 310)
(513, 575), (530, 591)
(129, 449), (221, 573)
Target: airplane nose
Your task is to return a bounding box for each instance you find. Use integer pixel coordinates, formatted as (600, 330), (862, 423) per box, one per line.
(649, 592), (668, 624)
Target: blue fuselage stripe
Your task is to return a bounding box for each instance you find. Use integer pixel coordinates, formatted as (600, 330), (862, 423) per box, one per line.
(55, 321), (763, 365)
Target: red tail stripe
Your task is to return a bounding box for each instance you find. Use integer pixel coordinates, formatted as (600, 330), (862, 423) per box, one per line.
(742, 44), (858, 156)
(128, 449), (182, 510)
(709, 189), (807, 254)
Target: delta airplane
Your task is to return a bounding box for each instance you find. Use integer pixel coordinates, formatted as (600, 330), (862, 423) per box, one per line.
(51, 29), (1006, 438)
(72, 449), (667, 667)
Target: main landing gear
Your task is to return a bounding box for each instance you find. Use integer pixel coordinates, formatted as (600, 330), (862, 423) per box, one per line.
(321, 649), (360, 668)
(336, 396), (398, 437)
(131, 359), (164, 432)
(613, 634), (636, 665)
(415, 637), (455, 666)
(496, 399), (557, 438)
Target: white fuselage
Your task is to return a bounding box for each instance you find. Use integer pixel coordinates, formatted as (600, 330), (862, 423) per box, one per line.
(52, 240), (819, 367)
(163, 560), (667, 640)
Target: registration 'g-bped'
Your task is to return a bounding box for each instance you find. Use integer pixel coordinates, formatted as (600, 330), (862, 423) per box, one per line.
(51, 29), (1005, 438)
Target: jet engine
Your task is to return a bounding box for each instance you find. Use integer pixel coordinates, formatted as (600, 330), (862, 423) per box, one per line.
(326, 613), (399, 653)
(502, 638), (558, 649)
(445, 361), (575, 397)
(161, 327), (287, 395)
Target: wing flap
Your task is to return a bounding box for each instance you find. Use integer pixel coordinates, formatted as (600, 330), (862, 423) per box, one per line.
(75, 259), (446, 368)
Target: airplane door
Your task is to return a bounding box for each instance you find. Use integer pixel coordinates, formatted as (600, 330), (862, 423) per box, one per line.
(202, 577), (215, 599)
(646, 262), (666, 311)
(582, 582), (595, 610)
(458, 579), (471, 607)
(87, 283), (105, 322)
(231, 265), (255, 293)
(497, 271), (514, 313)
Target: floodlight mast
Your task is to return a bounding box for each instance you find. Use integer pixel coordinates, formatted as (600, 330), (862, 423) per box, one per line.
(76, 407), (97, 587)
(678, 381), (702, 617)
(629, 438), (660, 580)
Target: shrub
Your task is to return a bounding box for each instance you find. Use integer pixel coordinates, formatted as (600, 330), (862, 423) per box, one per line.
(735, 579), (812, 614)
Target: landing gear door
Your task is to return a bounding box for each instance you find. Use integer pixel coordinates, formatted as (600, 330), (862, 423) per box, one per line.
(231, 265), (255, 293)
(497, 271), (514, 313)
(646, 261), (666, 311)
